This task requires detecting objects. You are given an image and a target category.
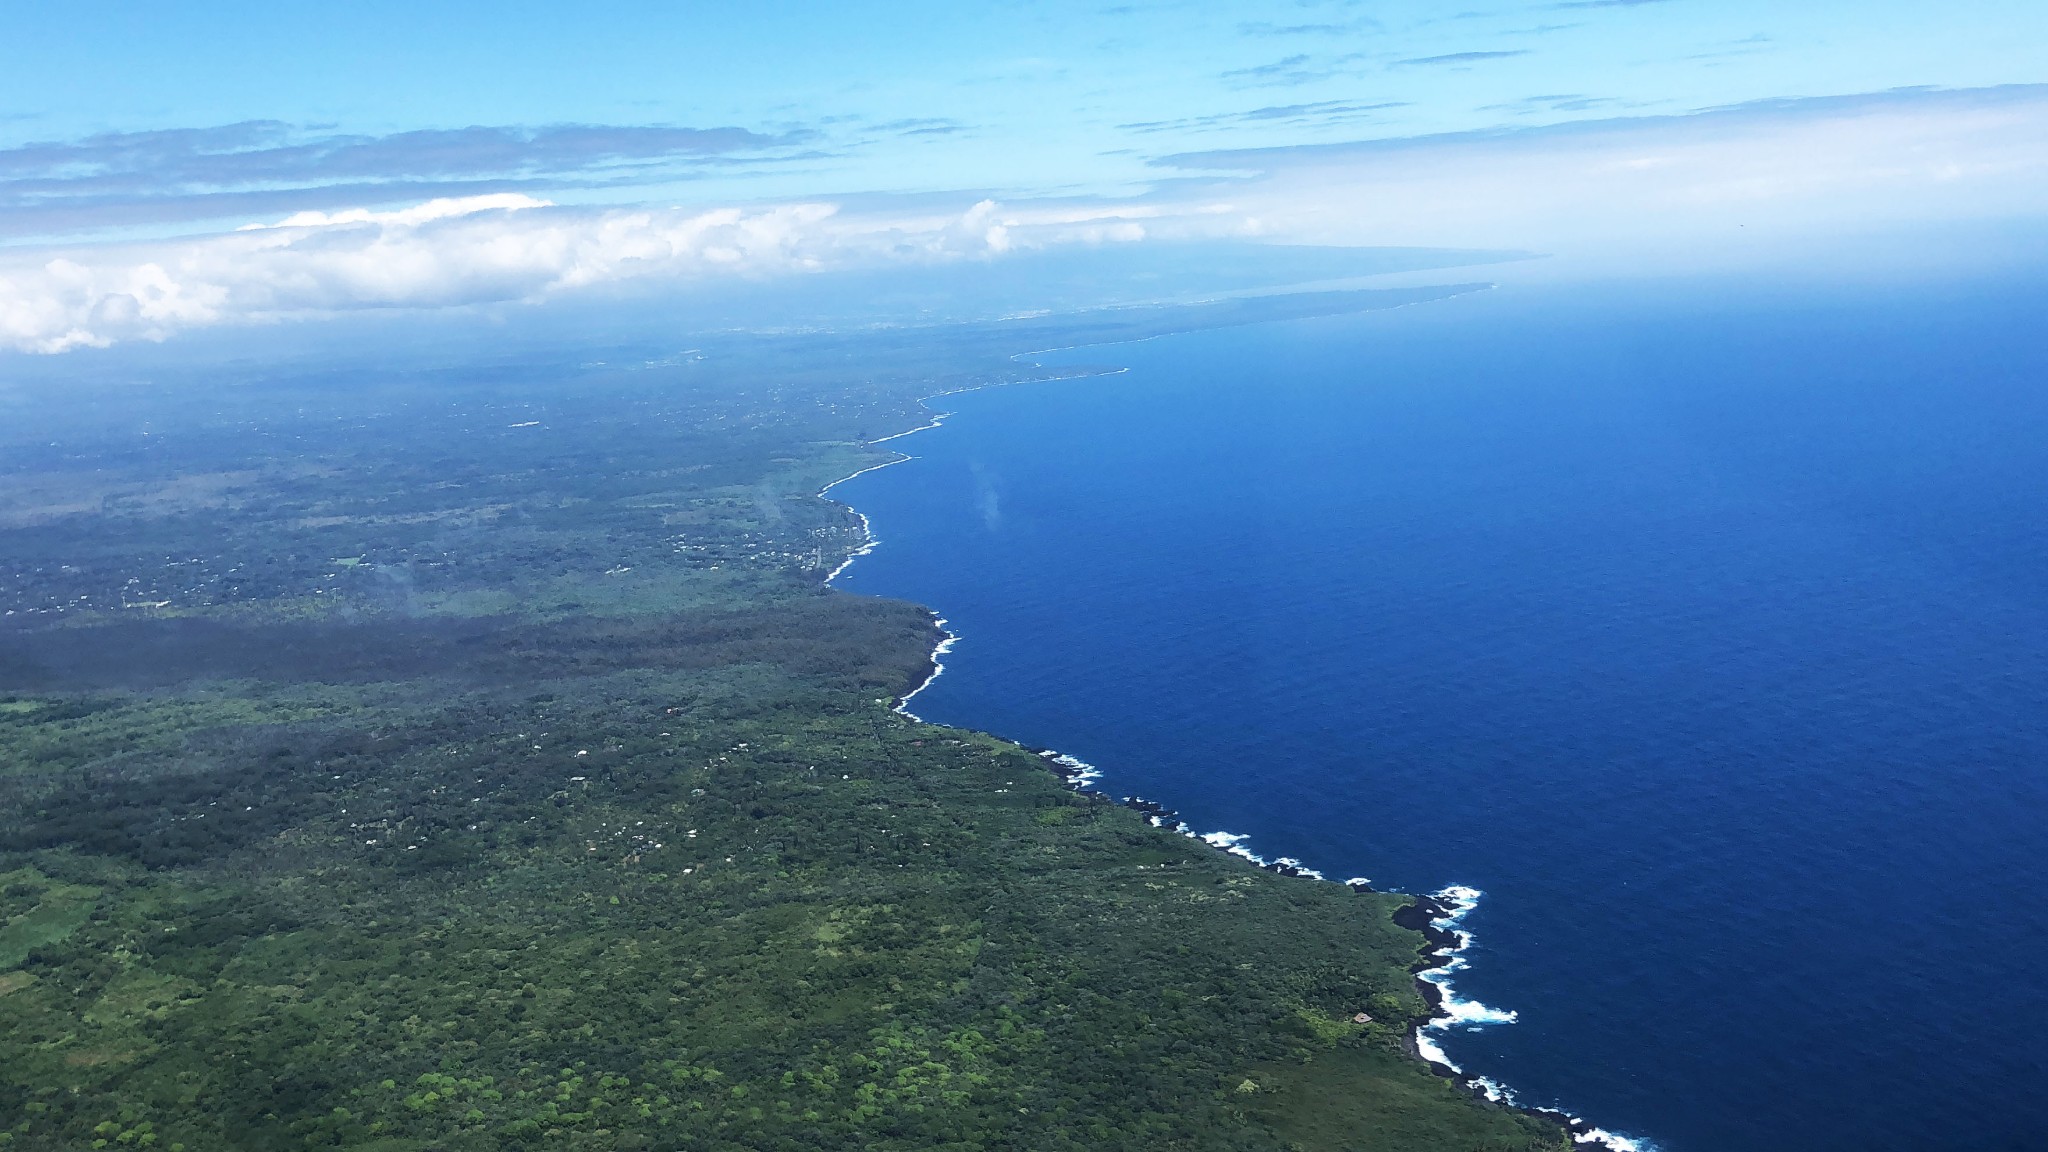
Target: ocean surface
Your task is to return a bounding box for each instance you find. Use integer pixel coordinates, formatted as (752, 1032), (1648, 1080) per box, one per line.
(829, 275), (2048, 1151)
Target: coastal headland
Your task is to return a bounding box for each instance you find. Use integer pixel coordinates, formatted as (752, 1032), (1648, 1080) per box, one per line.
(0, 284), (1566, 1150)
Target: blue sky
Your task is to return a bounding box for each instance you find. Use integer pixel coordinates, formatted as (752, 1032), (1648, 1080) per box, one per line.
(5, 0), (2044, 218)
(0, 2), (2044, 351)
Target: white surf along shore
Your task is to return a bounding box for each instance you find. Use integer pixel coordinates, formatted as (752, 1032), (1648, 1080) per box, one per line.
(814, 369), (1652, 1152)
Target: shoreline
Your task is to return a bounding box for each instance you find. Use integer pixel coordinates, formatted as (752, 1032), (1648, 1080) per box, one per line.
(813, 320), (1649, 1152)
(999, 281), (1495, 367)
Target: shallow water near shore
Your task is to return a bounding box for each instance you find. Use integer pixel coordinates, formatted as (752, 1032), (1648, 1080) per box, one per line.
(831, 274), (2048, 1151)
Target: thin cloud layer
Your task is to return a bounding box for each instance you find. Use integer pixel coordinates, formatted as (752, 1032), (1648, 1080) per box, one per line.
(4, 86), (2043, 354)
(0, 120), (806, 238)
(1158, 85), (2048, 264)
(1393, 51), (1532, 67)
(1119, 101), (1408, 135)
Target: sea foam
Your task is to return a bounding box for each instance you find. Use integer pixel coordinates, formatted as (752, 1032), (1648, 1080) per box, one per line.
(823, 383), (1657, 1150)
(1414, 886), (1656, 1152)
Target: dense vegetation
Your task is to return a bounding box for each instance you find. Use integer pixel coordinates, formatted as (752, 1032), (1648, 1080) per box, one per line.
(0, 286), (1561, 1150)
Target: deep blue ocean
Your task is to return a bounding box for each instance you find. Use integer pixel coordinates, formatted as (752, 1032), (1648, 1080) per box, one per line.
(829, 276), (2048, 1151)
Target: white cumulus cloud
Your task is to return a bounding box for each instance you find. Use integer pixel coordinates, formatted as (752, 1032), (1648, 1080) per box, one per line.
(0, 193), (1142, 353)
(8, 86), (2044, 354)
(235, 193), (557, 231)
